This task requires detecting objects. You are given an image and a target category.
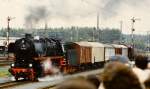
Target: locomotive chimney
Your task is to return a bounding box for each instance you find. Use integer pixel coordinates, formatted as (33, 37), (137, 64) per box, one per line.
(25, 33), (33, 39)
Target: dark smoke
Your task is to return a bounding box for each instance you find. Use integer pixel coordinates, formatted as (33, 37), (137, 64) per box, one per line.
(24, 0), (148, 27)
(100, 0), (122, 19)
(25, 6), (49, 29)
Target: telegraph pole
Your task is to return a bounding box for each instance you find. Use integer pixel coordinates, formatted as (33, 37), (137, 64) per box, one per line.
(97, 12), (99, 30)
(120, 21), (123, 43)
(7, 16), (10, 47)
(6, 17), (10, 59)
(131, 17), (140, 48)
(147, 31), (150, 52)
(131, 17), (135, 48)
(97, 12), (101, 42)
(6, 16), (15, 47)
(44, 21), (48, 37)
(6, 16), (15, 59)
(81, 0), (101, 42)
(92, 12), (100, 42)
(130, 17), (140, 60)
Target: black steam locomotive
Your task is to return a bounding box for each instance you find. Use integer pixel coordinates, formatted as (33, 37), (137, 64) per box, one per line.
(8, 34), (64, 81)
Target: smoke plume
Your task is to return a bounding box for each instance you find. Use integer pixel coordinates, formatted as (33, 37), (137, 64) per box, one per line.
(25, 6), (49, 29)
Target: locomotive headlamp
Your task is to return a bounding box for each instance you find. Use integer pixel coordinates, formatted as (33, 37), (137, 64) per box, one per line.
(11, 63), (14, 67)
(29, 64), (32, 67)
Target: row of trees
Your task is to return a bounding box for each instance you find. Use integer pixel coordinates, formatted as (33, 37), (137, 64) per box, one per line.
(0, 27), (149, 51)
(0, 27), (121, 42)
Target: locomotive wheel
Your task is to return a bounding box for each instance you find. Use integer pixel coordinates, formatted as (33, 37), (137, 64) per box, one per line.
(23, 77), (29, 81)
(29, 72), (35, 81)
(15, 77), (18, 81)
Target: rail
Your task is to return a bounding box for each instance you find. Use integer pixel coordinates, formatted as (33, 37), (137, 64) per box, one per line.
(0, 81), (33, 89)
(38, 69), (103, 89)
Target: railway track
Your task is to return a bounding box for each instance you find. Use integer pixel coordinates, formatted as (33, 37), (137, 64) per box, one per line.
(40, 85), (56, 89)
(0, 81), (33, 89)
(38, 69), (103, 89)
(0, 61), (13, 66)
(0, 57), (13, 66)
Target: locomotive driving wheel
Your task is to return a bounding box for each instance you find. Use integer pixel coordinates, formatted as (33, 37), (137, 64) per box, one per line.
(28, 69), (36, 81)
(15, 76), (19, 81)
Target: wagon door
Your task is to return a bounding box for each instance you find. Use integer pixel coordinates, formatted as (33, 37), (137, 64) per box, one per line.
(122, 48), (128, 57)
(80, 47), (91, 64)
(67, 49), (78, 66)
(115, 48), (122, 55)
(92, 47), (104, 63)
(105, 47), (115, 61)
(85, 47), (92, 64)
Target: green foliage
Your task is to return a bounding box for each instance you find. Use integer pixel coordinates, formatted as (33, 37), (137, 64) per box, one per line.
(100, 28), (121, 43)
(0, 27), (148, 51)
(0, 67), (11, 77)
(134, 40), (146, 50)
(0, 27), (121, 42)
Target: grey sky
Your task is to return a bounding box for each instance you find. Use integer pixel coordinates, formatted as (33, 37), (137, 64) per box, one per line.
(0, 0), (150, 34)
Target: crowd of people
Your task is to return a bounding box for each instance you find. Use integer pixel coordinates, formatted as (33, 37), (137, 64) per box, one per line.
(54, 55), (150, 89)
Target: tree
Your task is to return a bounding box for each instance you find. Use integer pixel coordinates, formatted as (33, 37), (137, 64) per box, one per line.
(100, 29), (121, 43)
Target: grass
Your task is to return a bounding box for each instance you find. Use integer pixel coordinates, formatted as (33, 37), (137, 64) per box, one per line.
(0, 67), (11, 77)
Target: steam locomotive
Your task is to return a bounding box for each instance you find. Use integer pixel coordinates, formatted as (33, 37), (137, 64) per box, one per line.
(8, 34), (65, 81)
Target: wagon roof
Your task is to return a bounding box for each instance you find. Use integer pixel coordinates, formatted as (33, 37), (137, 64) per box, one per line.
(104, 44), (114, 48)
(111, 44), (127, 48)
(71, 42), (128, 48)
(75, 41), (105, 47)
(87, 42), (105, 47)
(75, 41), (91, 47)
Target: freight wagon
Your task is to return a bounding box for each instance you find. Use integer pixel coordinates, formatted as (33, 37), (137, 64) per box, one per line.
(64, 42), (130, 72)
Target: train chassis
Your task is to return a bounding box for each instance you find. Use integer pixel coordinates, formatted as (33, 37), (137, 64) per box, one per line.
(9, 67), (36, 81)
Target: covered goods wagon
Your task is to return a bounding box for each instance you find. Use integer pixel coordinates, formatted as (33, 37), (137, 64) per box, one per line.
(65, 42), (92, 66)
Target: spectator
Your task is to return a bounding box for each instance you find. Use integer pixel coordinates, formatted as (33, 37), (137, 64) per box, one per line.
(86, 75), (101, 89)
(99, 62), (143, 89)
(132, 55), (150, 83)
(144, 77), (150, 89)
(108, 55), (132, 67)
(135, 55), (148, 69)
(56, 77), (96, 89)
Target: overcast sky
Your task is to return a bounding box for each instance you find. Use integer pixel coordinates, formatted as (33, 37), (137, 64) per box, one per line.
(0, 0), (150, 34)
